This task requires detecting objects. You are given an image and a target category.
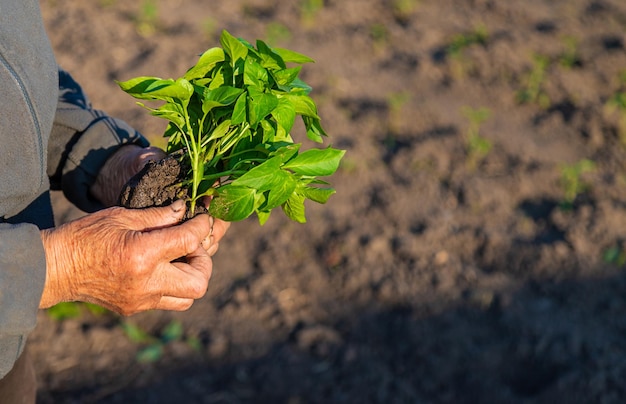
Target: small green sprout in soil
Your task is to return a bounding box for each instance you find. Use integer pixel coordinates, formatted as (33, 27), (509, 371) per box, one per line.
(461, 106), (492, 170)
(558, 158), (596, 209)
(605, 72), (626, 145)
(516, 54), (551, 108)
(300, 0), (324, 26)
(135, 0), (159, 36)
(47, 302), (108, 321)
(445, 25), (489, 78)
(558, 35), (582, 69)
(392, 0), (419, 24)
(604, 244), (626, 267)
(121, 319), (197, 363)
(446, 25), (489, 58)
(118, 29), (345, 224)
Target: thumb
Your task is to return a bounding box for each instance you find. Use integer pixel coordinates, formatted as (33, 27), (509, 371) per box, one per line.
(126, 200), (187, 231)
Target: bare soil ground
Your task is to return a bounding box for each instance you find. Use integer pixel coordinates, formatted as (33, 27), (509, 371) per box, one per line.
(32, 0), (626, 402)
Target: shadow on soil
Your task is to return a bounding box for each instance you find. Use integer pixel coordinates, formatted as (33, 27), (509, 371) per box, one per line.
(41, 266), (626, 404)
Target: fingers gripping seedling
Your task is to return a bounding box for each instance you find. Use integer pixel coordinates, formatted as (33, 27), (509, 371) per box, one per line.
(117, 30), (345, 224)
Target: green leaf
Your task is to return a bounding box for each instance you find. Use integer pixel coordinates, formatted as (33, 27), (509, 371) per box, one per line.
(137, 344), (164, 363)
(150, 102), (186, 128)
(271, 97), (297, 135)
(244, 58), (269, 88)
(204, 119), (232, 144)
(121, 321), (153, 344)
(264, 174), (297, 209)
(299, 185), (336, 204)
(269, 142), (301, 163)
(205, 86), (245, 105)
(210, 184), (257, 221)
(202, 86), (244, 113)
(260, 119), (277, 143)
(184, 47), (226, 80)
(282, 191), (307, 223)
(303, 116), (327, 143)
(248, 87), (279, 125)
(118, 77), (194, 101)
(220, 29), (249, 64)
(232, 157), (284, 191)
(283, 147), (345, 176)
(256, 39), (286, 70)
(161, 320), (184, 343)
(231, 93), (247, 125)
(273, 66), (302, 87)
(257, 210), (271, 226)
(289, 77), (313, 94)
(85, 303), (108, 316)
(282, 94), (319, 118)
(47, 302), (81, 321)
(272, 47), (315, 64)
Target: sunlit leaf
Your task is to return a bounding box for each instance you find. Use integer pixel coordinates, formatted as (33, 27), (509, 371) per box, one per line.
(283, 147), (345, 176)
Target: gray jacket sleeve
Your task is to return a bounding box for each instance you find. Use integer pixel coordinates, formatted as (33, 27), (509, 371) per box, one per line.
(0, 223), (46, 378)
(47, 68), (149, 213)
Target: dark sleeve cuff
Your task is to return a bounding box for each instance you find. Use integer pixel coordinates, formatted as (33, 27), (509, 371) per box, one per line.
(47, 68), (149, 212)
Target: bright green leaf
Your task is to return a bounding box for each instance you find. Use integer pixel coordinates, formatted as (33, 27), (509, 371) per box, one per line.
(264, 174), (297, 209)
(184, 47), (225, 80)
(210, 185), (257, 221)
(257, 210), (271, 226)
(273, 67), (302, 86)
(231, 93), (247, 125)
(248, 87), (279, 125)
(303, 116), (327, 143)
(161, 320), (184, 343)
(220, 30), (249, 64)
(232, 157), (283, 191)
(282, 94), (319, 118)
(137, 344), (164, 363)
(271, 98), (297, 134)
(244, 58), (269, 88)
(272, 47), (315, 64)
(256, 39), (286, 70)
(282, 191), (307, 223)
(299, 186), (336, 204)
(283, 147), (345, 176)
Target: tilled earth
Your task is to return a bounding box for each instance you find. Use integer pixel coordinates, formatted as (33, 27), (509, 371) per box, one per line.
(33, 0), (626, 402)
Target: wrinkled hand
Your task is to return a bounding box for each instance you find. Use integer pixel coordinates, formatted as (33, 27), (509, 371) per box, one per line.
(39, 200), (214, 315)
(90, 144), (166, 207)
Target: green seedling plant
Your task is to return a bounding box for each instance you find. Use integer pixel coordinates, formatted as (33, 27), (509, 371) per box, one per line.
(122, 320), (199, 363)
(604, 244), (626, 267)
(446, 25), (489, 58)
(47, 302), (108, 321)
(445, 25), (489, 78)
(118, 29), (345, 224)
(558, 36), (582, 69)
(392, 0), (419, 23)
(516, 54), (551, 108)
(300, 0), (324, 26)
(558, 158), (596, 209)
(605, 71), (626, 145)
(135, 0), (159, 36)
(461, 106), (492, 170)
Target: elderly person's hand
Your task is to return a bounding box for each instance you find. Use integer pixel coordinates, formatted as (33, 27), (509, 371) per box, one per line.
(88, 144), (231, 257)
(38, 201), (214, 315)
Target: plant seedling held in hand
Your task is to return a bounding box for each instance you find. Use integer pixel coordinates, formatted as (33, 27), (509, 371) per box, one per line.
(117, 29), (345, 224)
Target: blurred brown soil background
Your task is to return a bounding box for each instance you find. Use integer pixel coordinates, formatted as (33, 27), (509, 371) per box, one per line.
(31, 0), (626, 402)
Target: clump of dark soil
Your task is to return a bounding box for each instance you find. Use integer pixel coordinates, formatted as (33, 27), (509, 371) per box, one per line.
(118, 153), (206, 220)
